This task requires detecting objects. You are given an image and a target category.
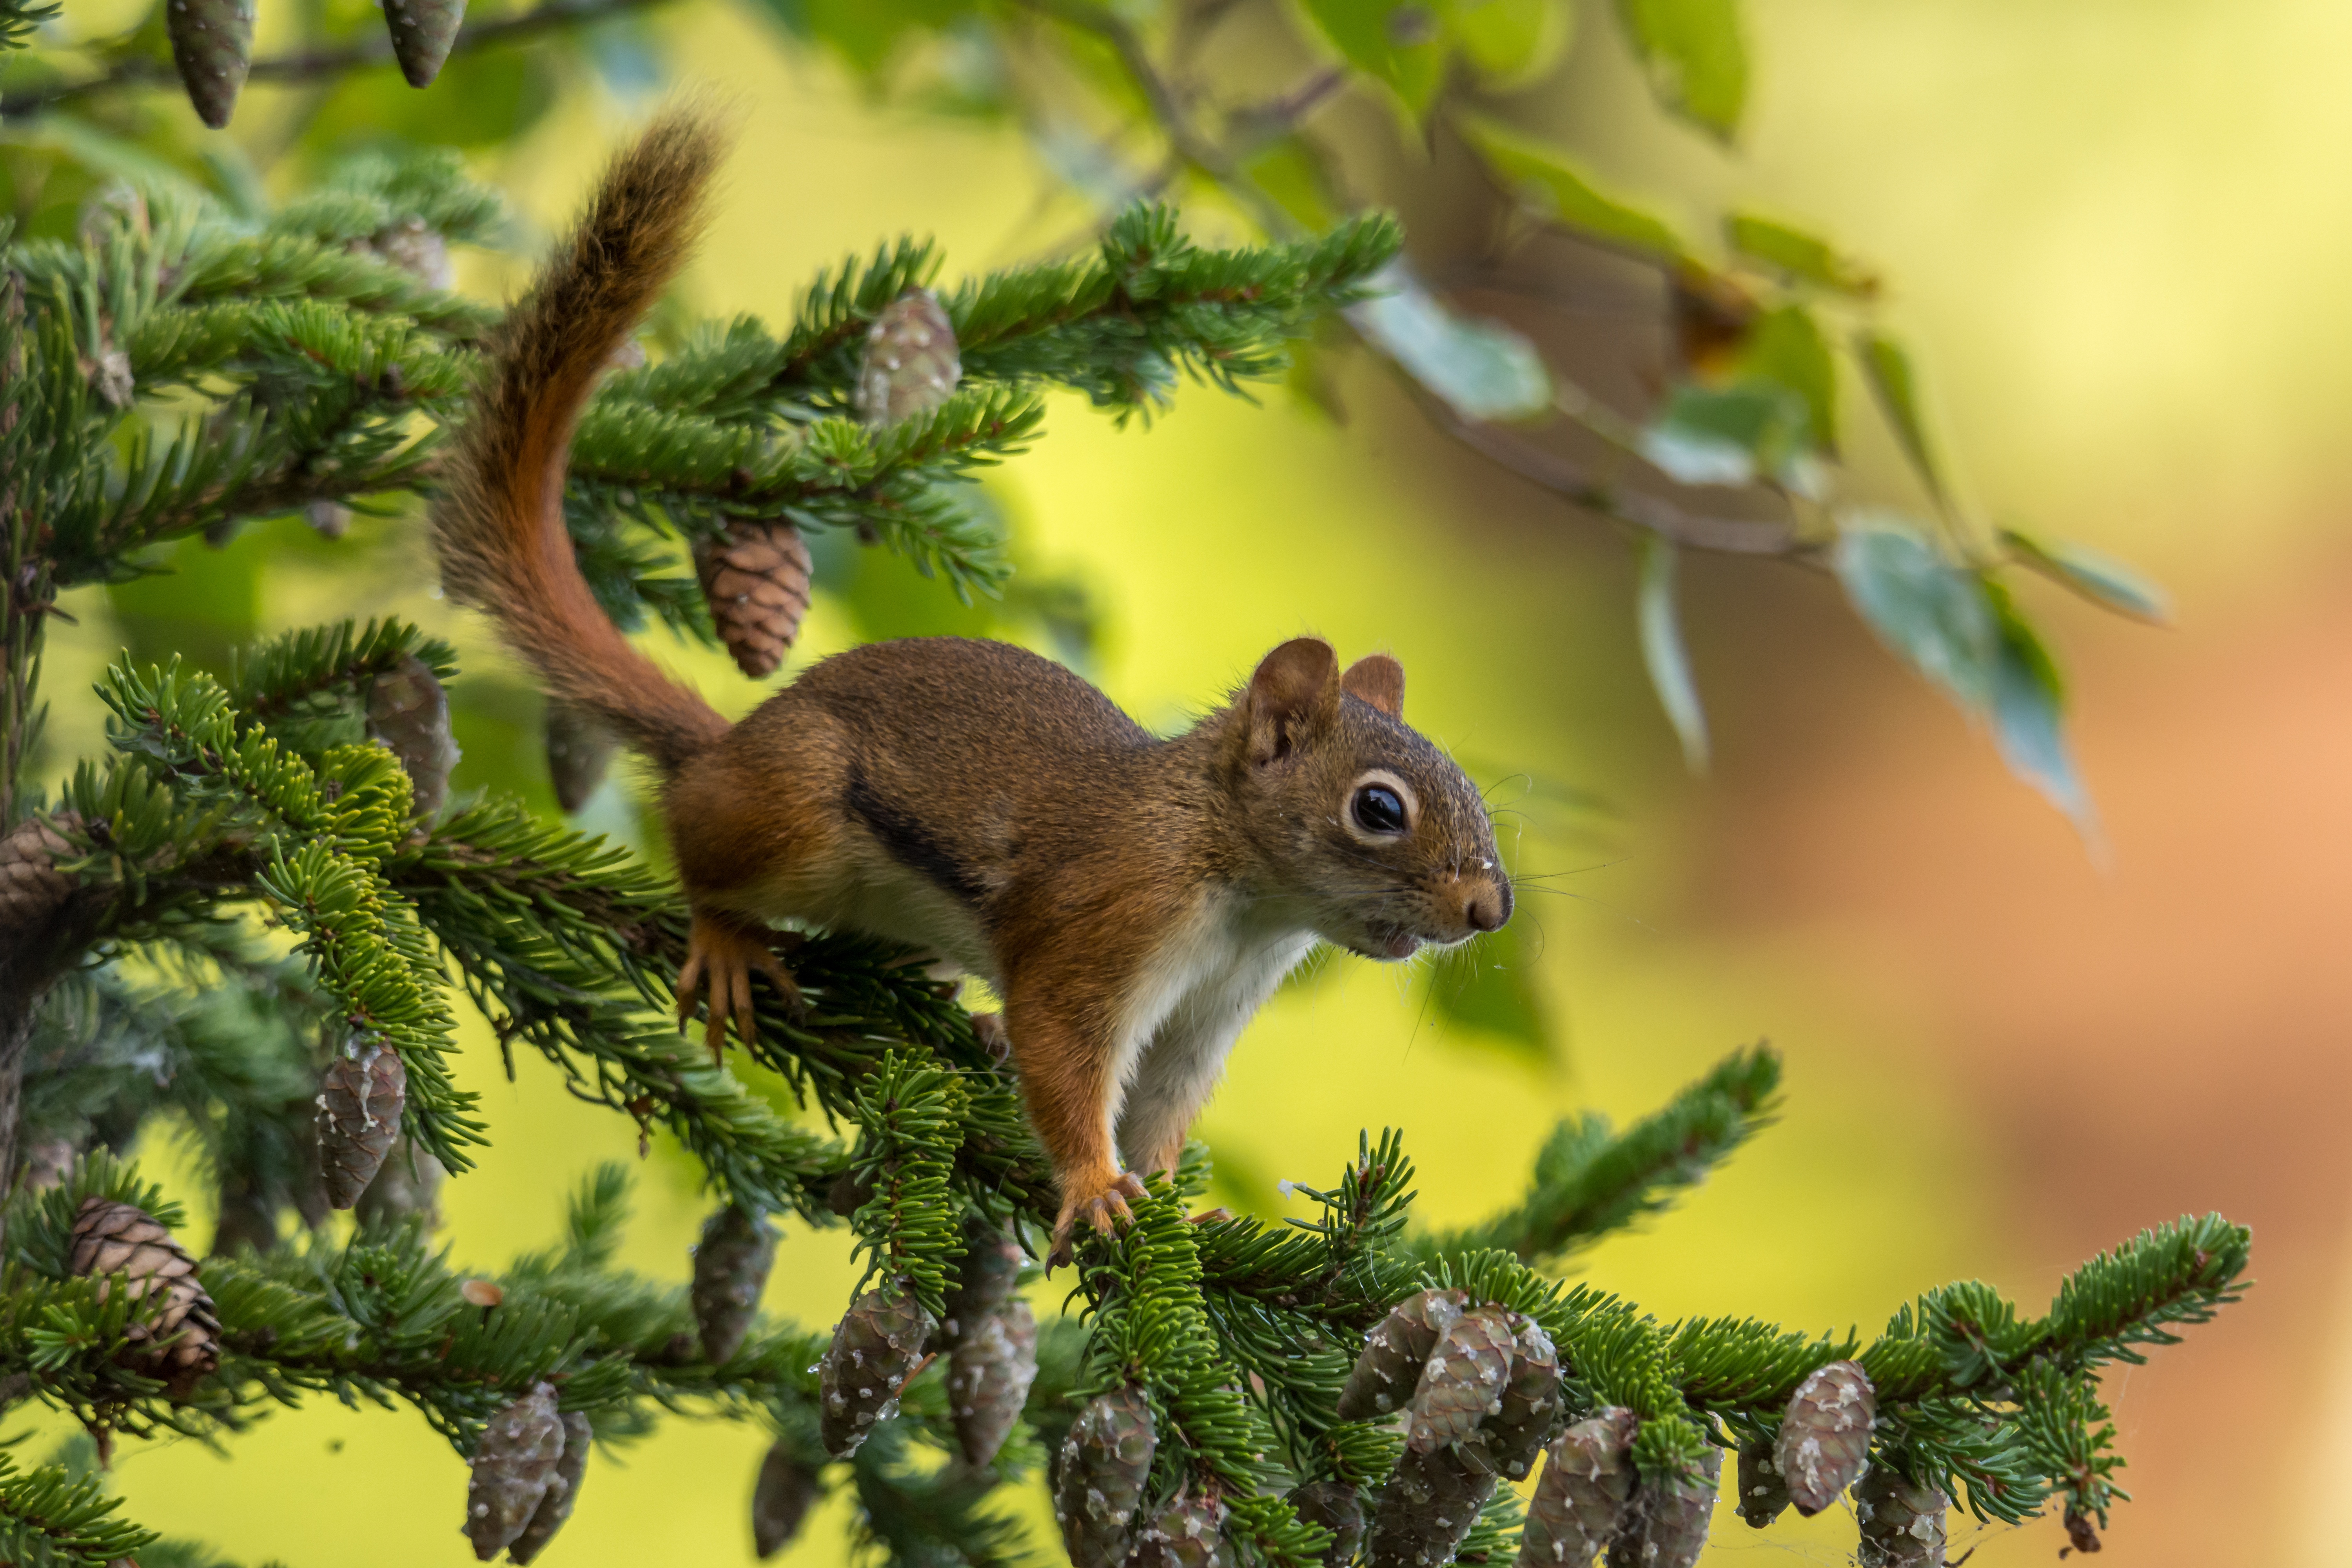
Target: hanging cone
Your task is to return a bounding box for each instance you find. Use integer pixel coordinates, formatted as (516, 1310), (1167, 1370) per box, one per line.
(2063, 1508), (2103, 1555)
(1775, 1359), (1875, 1516)
(1286, 1481), (1363, 1568)
(1365, 1443), (1492, 1568)
(165, 0), (256, 130)
(1606, 1445), (1720, 1568)
(695, 519), (813, 680)
(544, 699), (618, 814)
(1337, 1288), (1467, 1421)
(1485, 1316), (1562, 1479)
(68, 1196), (221, 1399)
(317, 1032), (407, 1209)
(948, 1298), (1038, 1468)
(940, 1213), (1024, 1345)
(818, 1288), (934, 1458)
(752, 1441), (823, 1557)
(1735, 1435), (1789, 1528)
(691, 1203), (779, 1365)
(1054, 1384), (1157, 1568)
(507, 1410), (592, 1564)
(1127, 1492), (1233, 1568)
(383, 0), (467, 87)
(854, 287), (961, 426)
(0, 814), (75, 947)
(367, 653), (460, 817)
(1517, 1408), (1637, 1568)
(1406, 1304), (1517, 1456)
(1855, 1465), (1947, 1568)
(465, 1383), (566, 1560)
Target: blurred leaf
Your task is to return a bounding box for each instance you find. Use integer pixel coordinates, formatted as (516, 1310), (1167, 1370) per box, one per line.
(1456, 116), (1689, 262)
(1451, 0), (1574, 85)
(1857, 330), (1945, 501)
(1239, 135), (1339, 233)
(2000, 528), (2172, 625)
(1614, 0), (1748, 141)
(1985, 581), (2096, 835)
(1724, 212), (1878, 297)
(1734, 303), (1835, 454)
(1298, 0), (1452, 118)
(1349, 259), (1552, 421)
(1639, 381), (1811, 490)
(754, 0), (983, 77)
(1636, 534), (1707, 771)
(1832, 521), (1995, 709)
(1428, 915), (1550, 1063)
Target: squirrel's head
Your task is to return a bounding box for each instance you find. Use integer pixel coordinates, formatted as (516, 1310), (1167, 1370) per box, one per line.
(1225, 637), (1510, 961)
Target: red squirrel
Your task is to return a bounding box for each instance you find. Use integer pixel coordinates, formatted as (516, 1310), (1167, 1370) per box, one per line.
(430, 110), (1514, 1257)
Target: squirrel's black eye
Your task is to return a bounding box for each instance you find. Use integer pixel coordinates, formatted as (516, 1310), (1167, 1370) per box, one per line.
(1352, 784), (1407, 835)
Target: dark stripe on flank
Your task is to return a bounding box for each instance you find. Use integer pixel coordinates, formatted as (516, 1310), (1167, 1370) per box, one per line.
(846, 768), (991, 911)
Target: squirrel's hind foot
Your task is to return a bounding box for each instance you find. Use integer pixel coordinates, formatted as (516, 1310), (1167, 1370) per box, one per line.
(1047, 1171), (1149, 1269)
(677, 911), (804, 1060)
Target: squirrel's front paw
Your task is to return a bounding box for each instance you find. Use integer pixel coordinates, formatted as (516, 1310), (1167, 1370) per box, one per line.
(676, 912), (804, 1060)
(1048, 1170), (1149, 1268)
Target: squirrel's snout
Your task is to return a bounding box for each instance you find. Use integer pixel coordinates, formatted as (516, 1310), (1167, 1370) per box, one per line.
(1455, 876), (1512, 935)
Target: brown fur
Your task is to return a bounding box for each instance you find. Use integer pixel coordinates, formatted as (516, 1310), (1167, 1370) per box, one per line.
(433, 118), (1513, 1259)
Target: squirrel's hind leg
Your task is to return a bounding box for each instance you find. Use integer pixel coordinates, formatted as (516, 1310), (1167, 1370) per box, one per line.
(677, 910), (805, 1060)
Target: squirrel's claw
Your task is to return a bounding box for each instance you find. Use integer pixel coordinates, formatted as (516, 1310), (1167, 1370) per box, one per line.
(1047, 1171), (1149, 1269)
(677, 913), (804, 1061)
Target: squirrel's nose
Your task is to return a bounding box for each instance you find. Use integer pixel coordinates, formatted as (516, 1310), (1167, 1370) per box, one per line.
(1463, 879), (1511, 933)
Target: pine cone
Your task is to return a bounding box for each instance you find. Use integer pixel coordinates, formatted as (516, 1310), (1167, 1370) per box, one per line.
(2063, 1508), (2103, 1555)
(367, 653), (460, 817)
(1365, 1443), (1493, 1568)
(68, 1196), (220, 1398)
(1734, 1435), (1788, 1528)
(854, 288), (960, 425)
(465, 1383), (566, 1560)
(1855, 1465), (1947, 1568)
(544, 699), (618, 814)
(507, 1410), (591, 1564)
(696, 519), (813, 680)
(818, 1288), (934, 1458)
(1605, 1445), (1719, 1568)
(1775, 1359), (1874, 1515)
(1128, 1492), (1233, 1568)
(691, 1203), (778, 1365)
(165, 0), (256, 129)
(382, 0), (466, 86)
(941, 1214), (1024, 1344)
(1338, 1288), (1467, 1421)
(354, 1135), (445, 1229)
(949, 1298), (1038, 1468)
(1054, 1384), (1157, 1568)
(1485, 1316), (1562, 1479)
(1517, 1408), (1637, 1568)
(753, 1441), (823, 1557)
(1406, 1304), (1517, 1456)
(0, 814), (76, 947)
(317, 1033), (407, 1209)
(1287, 1480), (1364, 1568)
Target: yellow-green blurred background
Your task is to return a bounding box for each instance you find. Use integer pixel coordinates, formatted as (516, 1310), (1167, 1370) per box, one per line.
(27, 0), (2352, 1563)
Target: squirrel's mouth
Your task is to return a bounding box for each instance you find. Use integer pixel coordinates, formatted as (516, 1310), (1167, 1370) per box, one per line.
(1354, 924), (1423, 962)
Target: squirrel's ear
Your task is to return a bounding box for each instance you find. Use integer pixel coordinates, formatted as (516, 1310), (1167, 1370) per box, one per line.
(1247, 637), (1340, 764)
(1341, 654), (1404, 718)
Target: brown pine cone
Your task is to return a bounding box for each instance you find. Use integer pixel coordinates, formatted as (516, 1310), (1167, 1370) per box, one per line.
(818, 1289), (935, 1458)
(1517, 1408), (1637, 1568)
(317, 1033), (407, 1209)
(507, 1410), (592, 1564)
(0, 814), (77, 947)
(696, 519), (813, 680)
(382, 0), (466, 87)
(69, 1196), (220, 1399)
(1775, 1359), (1875, 1515)
(1364, 1442), (1493, 1568)
(1606, 1445), (1720, 1568)
(1287, 1480), (1364, 1567)
(465, 1383), (566, 1560)
(1406, 1304), (1517, 1456)
(1855, 1465), (1948, 1568)
(1484, 1316), (1562, 1479)
(752, 1441), (823, 1558)
(941, 1214), (1024, 1345)
(1054, 1384), (1158, 1568)
(1128, 1492), (1233, 1568)
(1338, 1288), (1468, 1421)
(166, 0), (256, 128)
(1734, 1435), (1788, 1527)
(949, 1298), (1038, 1468)
(691, 1203), (779, 1365)
(366, 653), (460, 817)
(854, 288), (961, 426)
(544, 699), (618, 814)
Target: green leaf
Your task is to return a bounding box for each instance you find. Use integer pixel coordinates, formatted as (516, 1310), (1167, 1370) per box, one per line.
(1614, 0), (1748, 140)
(1639, 382), (1812, 490)
(1456, 117), (1690, 262)
(1832, 521), (1994, 709)
(1986, 582), (2096, 835)
(1724, 212), (1878, 296)
(1298, 0), (1454, 118)
(1635, 534), (1708, 771)
(1348, 261), (1552, 421)
(2000, 528), (2172, 624)
(1736, 304), (1836, 455)
(1426, 915), (1550, 1061)
(1857, 330), (1944, 501)
(1452, 0), (1575, 85)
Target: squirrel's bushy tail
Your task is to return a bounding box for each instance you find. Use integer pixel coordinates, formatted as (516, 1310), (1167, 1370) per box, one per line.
(432, 106), (731, 773)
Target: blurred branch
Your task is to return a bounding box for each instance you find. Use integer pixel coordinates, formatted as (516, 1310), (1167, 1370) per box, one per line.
(0, 0), (671, 118)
